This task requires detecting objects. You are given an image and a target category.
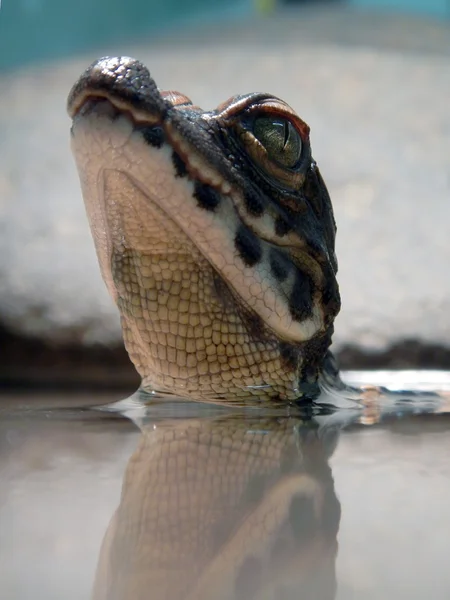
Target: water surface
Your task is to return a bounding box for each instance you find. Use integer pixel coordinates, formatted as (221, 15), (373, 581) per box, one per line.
(1, 380), (450, 600)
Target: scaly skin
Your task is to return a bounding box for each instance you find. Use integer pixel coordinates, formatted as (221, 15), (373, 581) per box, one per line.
(68, 56), (340, 404)
(92, 416), (341, 600)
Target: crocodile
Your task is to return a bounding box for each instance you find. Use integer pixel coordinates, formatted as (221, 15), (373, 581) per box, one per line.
(91, 415), (341, 600)
(68, 56), (341, 405)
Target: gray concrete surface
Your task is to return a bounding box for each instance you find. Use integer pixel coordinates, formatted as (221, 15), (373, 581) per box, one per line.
(1, 6), (449, 362)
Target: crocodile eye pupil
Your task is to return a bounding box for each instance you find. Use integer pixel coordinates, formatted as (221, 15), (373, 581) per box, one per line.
(253, 116), (302, 168)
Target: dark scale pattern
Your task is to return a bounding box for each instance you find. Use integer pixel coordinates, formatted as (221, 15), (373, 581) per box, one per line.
(140, 125), (164, 148)
(321, 270), (341, 326)
(193, 181), (221, 211)
(299, 334), (335, 398)
(172, 150), (188, 178)
(243, 188), (265, 217)
(234, 224), (263, 267)
(279, 342), (299, 372)
(274, 214), (293, 237)
(289, 271), (313, 321)
(303, 166), (323, 217)
(269, 248), (291, 282)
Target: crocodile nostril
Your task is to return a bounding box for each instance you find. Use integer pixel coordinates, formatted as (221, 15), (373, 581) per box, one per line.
(76, 98), (119, 120)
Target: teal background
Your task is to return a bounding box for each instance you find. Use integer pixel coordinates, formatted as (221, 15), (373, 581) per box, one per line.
(0, 0), (448, 72)
(349, 0), (449, 18)
(0, 0), (252, 71)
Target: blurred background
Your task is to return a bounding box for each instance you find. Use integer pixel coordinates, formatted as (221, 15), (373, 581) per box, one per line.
(1, 0), (449, 393)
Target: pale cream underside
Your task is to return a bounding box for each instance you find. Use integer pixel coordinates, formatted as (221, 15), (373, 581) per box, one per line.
(71, 110), (324, 344)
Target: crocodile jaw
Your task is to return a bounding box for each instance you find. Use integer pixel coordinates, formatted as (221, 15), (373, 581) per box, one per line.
(71, 107), (306, 403)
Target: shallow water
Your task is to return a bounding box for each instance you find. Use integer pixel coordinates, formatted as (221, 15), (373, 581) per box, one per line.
(1, 374), (450, 600)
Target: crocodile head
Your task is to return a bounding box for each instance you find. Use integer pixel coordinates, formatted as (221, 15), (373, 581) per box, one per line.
(68, 56), (340, 404)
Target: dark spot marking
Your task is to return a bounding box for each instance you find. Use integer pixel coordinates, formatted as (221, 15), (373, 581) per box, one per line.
(279, 342), (299, 372)
(295, 333), (334, 400)
(234, 556), (262, 600)
(302, 337), (331, 383)
(303, 163), (324, 217)
(305, 237), (327, 263)
(171, 150), (187, 178)
(244, 188), (264, 216)
(322, 280), (334, 306)
(235, 224), (262, 267)
(269, 248), (291, 282)
(275, 214), (293, 237)
(193, 181), (221, 212)
(289, 494), (318, 544)
(299, 355), (320, 385)
(140, 125), (164, 148)
(321, 271), (341, 325)
(289, 270), (313, 321)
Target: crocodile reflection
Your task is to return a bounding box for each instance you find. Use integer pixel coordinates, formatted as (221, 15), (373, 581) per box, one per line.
(92, 415), (341, 600)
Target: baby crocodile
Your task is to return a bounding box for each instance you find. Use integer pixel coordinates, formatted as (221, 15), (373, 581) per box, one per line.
(68, 56), (341, 405)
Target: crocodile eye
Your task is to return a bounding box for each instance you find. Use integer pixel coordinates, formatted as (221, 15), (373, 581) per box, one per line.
(253, 116), (302, 169)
